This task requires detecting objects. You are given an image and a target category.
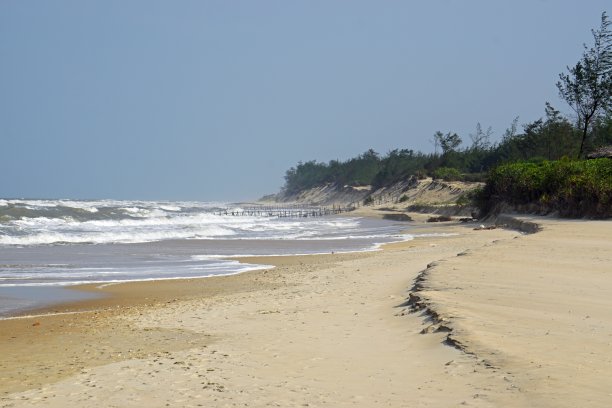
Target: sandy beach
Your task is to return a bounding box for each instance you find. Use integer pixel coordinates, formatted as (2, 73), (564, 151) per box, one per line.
(1, 214), (610, 407)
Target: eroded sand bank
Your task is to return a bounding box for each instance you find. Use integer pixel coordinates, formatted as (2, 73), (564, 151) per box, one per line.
(410, 217), (612, 408)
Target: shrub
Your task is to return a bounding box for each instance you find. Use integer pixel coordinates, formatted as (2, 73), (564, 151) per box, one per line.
(462, 173), (487, 183)
(456, 188), (482, 207)
(480, 158), (612, 218)
(433, 167), (462, 181)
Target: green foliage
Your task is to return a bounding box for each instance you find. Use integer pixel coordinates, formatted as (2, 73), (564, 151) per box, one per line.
(283, 108), (610, 209)
(284, 148), (436, 194)
(480, 158), (612, 217)
(363, 196), (374, 206)
(283, 160), (331, 194)
(346, 149), (383, 186)
(590, 115), (612, 149)
(456, 188), (483, 207)
(371, 149), (430, 188)
(433, 167), (462, 181)
(398, 194), (409, 203)
(461, 173), (487, 183)
(557, 12), (612, 157)
(283, 149), (383, 194)
(282, 108), (605, 197)
(433, 131), (462, 154)
(495, 104), (579, 163)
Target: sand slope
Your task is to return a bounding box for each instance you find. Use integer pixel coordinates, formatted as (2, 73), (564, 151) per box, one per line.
(412, 217), (612, 407)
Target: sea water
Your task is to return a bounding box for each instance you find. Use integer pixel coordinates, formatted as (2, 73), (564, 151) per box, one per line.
(0, 199), (412, 316)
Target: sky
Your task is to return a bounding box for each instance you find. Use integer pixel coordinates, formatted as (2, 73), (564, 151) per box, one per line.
(0, 1), (609, 201)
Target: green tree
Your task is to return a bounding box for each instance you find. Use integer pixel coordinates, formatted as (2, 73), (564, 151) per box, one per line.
(557, 12), (612, 157)
(469, 122), (493, 151)
(541, 103), (577, 159)
(591, 113), (612, 147)
(433, 131), (462, 154)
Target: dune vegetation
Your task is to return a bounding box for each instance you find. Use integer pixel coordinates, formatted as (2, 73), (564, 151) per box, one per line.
(281, 13), (612, 218)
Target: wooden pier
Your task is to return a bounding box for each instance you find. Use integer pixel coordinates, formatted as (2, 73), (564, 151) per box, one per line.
(217, 204), (355, 218)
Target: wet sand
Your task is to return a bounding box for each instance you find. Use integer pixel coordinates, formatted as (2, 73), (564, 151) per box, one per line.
(0, 215), (610, 407)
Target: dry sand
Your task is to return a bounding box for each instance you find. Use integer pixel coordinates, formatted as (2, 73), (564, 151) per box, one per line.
(411, 217), (612, 407)
(0, 215), (610, 407)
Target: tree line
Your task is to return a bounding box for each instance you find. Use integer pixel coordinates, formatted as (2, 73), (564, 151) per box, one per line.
(283, 12), (612, 199)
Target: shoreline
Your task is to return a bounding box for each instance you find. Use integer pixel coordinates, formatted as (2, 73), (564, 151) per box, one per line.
(0, 209), (423, 320)
(1, 214), (610, 406)
(0, 211), (411, 319)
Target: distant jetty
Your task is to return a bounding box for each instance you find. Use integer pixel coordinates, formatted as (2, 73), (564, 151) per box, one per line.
(217, 204), (355, 218)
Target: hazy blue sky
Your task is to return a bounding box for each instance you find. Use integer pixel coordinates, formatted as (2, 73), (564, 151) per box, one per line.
(1, 1), (609, 201)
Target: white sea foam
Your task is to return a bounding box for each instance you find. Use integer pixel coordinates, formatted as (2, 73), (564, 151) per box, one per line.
(0, 200), (368, 246)
(160, 205), (182, 212)
(0, 262), (274, 288)
(0, 199), (413, 295)
(0, 224), (237, 245)
(58, 201), (99, 212)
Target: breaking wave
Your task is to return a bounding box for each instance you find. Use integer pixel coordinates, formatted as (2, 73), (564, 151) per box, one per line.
(0, 199), (370, 246)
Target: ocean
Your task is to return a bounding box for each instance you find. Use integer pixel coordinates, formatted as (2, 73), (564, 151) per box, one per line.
(0, 199), (413, 317)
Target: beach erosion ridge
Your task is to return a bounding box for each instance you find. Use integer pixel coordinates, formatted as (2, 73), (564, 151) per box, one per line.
(0, 198), (611, 407)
